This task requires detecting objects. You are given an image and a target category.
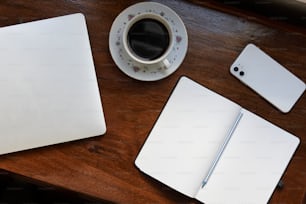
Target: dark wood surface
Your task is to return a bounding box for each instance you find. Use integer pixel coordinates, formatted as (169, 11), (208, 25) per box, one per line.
(0, 0), (305, 203)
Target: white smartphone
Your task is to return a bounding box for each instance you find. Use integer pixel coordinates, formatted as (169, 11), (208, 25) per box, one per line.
(230, 43), (305, 113)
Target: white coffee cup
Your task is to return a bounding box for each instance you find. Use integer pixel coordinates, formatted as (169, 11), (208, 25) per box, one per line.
(122, 13), (174, 69)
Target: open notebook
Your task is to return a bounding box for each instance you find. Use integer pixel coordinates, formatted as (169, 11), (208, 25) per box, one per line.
(0, 13), (106, 155)
(135, 76), (300, 204)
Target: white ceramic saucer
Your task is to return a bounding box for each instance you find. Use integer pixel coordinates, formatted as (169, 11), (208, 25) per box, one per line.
(109, 2), (188, 81)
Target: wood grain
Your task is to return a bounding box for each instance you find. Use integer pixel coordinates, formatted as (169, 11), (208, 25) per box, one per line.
(0, 0), (305, 203)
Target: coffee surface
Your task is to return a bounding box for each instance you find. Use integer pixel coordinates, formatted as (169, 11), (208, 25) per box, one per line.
(127, 18), (170, 61)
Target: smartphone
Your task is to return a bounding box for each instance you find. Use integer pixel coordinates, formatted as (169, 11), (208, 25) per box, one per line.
(230, 44), (305, 113)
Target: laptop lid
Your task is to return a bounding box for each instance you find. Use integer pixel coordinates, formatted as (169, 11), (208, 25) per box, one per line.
(0, 13), (106, 155)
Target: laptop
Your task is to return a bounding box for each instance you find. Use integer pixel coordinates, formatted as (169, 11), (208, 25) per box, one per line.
(0, 13), (106, 155)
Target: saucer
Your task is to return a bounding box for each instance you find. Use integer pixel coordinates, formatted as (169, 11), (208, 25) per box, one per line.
(109, 2), (188, 81)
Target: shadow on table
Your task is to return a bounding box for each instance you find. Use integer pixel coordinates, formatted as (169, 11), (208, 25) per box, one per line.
(0, 170), (110, 204)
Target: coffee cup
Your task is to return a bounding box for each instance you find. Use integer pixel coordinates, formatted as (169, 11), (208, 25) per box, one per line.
(109, 2), (188, 81)
(122, 13), (174, 69)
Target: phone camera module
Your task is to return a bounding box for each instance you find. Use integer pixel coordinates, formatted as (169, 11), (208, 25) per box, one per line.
(233, 67), (239, 72)
(239, 71), (245, 76)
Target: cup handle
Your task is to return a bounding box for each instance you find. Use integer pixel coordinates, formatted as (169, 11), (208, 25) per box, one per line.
(161, 58), (171, 69)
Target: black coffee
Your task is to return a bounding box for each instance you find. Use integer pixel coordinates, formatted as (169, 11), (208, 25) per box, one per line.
(127, 18), (170, 61)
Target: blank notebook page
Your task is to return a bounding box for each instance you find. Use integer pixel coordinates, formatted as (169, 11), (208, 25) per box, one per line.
(195, 109), (300, 204)
(135, 77), (241, 197)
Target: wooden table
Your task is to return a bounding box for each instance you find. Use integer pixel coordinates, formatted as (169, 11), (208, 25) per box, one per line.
(0, 0), (305, 203)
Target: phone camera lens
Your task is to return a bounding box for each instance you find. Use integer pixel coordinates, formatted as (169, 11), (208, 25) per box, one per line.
(239, 71), (245, 76)
(233, 67), (239, 72)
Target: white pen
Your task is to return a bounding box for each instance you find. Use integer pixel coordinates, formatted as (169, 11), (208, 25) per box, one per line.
(201, 111), (243, 188)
